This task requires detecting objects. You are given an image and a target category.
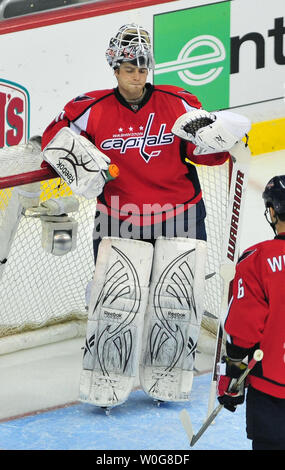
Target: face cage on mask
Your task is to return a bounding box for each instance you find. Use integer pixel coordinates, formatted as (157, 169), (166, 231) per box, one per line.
(106, 26), (154, 70)
(108, 49), (154, 70)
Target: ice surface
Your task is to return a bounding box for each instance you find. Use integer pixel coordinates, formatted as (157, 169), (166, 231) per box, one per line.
(0, 373), (251, 450)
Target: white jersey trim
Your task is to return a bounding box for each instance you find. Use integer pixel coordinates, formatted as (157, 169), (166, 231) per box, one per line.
(71, 108), (91, 134)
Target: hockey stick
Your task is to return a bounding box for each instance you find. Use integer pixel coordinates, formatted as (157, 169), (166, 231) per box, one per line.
(180, 349), (263, 447)
(206, 139), (251, 417)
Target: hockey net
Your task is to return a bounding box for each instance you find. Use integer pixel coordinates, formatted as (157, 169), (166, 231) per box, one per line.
(0, 140), (231, 355)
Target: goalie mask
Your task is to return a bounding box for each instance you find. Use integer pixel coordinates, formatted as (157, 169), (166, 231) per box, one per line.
(106, 23), (154, 69)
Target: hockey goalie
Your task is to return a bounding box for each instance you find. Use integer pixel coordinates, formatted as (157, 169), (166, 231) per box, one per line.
(39, 23), (251, 412)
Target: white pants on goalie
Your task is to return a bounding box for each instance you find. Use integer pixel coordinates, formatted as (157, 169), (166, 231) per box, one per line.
(79, 237), (153, 408)
(140, 237), (207, 402)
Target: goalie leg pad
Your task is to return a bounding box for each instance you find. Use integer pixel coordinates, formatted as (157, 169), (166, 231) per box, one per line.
(79, 237), (153, 408)
(139, 237), (207, 402)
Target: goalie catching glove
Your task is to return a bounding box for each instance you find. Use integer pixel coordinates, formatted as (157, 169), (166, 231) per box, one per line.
(42, 127), (112, 199)
(172, 109), (251, 155)
(217, 356), (248, 412)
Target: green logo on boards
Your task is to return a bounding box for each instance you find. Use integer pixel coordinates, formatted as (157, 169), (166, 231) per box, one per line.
(153, 2), (231, 110)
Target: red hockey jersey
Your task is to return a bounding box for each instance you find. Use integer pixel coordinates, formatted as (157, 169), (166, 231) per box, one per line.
(225, 233), (285, 398)
(41, 84), (229, 225)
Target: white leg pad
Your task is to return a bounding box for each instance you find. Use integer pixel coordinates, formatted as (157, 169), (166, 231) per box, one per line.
(139, 237), (207, 402)
(79, 237), (153, 408)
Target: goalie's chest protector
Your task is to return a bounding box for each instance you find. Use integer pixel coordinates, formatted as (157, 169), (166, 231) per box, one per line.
(71, 85), (202, 222)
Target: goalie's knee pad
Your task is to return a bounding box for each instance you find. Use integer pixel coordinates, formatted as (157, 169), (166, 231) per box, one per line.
(140, 237), (207, 402)
(79, 237), (153, 408)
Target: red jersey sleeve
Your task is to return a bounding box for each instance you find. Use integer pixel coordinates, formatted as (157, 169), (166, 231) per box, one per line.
(224, 246), (269, 349)
(41, 92), (99, 150)
(41, 114), (69, 151)
(40, 91), (108, 168)
(186, 146), (230, 166)
(42, 90), (113, 149)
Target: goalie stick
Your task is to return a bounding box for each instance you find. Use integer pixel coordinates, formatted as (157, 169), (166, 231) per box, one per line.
(206, 138), (251, 418)
(180, 349), (263, 447)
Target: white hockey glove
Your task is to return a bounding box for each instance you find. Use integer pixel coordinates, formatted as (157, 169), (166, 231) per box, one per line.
(172, 109), (251, 155)
(42, 127), (111, 199)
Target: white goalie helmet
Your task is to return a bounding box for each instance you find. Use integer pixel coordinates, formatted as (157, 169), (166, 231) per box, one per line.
(106, 23), (155, 69)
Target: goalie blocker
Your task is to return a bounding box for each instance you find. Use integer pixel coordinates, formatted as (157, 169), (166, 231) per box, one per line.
(80, 236), (207, 410)
(42, 127), (118, 199)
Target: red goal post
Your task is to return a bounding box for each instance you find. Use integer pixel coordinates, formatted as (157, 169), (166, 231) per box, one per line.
(0, 166), (58, 189)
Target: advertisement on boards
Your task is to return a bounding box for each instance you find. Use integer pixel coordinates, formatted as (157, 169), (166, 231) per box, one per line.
(0, 79), (30, 147)
(153, 0), (285, 111)
(153, 1), (231, 110)
(0, 0), (284, 138)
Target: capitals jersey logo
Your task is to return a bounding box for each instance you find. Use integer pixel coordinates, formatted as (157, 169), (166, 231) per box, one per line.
(101, 113), (174, 162)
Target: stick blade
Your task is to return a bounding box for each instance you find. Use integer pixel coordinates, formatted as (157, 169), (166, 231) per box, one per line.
(180, 409), (194, 444)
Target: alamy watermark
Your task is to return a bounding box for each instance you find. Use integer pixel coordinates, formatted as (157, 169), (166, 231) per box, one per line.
(93, 196), (199, 240)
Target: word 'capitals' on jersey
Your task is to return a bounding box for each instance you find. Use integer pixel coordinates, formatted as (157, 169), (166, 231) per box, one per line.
(100, 113), (174, 162)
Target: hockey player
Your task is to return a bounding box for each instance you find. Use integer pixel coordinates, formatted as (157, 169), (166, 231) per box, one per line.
(41, 24), (251, 409)
(217, 175), (285, 450)
(41, 23), (250, 261)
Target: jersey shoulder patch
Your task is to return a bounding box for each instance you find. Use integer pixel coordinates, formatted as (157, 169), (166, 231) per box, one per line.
(64, 89), (114, 121)
(237, 238), (276, 265)
(73, 89), (114, 102)
(153, 85), (202, 109)
(73, 94), (94, 102)
(237, 248), (257, 264)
